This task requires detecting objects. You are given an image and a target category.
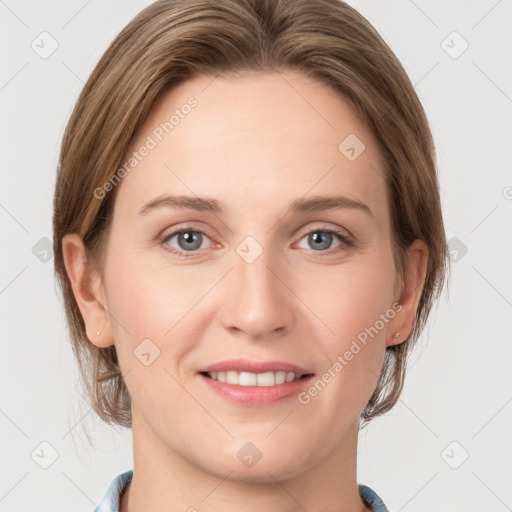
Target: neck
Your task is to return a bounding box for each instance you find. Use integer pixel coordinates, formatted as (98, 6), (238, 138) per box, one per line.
(121, 411), (370, 512)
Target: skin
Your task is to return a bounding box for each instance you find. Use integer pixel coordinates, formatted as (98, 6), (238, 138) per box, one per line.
(63, 71), (428, 512)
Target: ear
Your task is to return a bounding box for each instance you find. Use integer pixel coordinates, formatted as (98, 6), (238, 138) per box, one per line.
(61, 233), (114, 348)
(387, 239), (429, 348)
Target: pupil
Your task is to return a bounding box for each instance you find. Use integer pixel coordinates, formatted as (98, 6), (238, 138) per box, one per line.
(311, 232), (331, 250)
(181, 232), (200, 250)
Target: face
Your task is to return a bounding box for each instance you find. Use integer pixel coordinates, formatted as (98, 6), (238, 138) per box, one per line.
(71, 71), (412, 482)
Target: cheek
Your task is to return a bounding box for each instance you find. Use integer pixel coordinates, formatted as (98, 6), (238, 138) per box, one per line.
(303, 256), (396, 345)
(104, 248), (215, 372)
(103, 254), (199, 418)
(106, 264), (167, 338)
(296, 254), (396, 402)
(105, 241), (193, 334)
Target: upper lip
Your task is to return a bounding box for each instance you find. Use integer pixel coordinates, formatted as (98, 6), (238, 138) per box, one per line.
(197, 358), (313, 375)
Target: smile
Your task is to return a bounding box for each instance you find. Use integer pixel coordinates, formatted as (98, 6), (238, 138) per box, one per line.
(203, 370), (307, 386)
(196, 359), (315, 406)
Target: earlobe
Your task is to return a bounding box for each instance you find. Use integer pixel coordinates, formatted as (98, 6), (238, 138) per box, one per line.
(61, 233), (114, 348)
(386, 239), (429, 348)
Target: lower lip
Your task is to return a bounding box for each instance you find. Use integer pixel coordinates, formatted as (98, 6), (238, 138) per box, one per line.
(198, 373), (315, 406)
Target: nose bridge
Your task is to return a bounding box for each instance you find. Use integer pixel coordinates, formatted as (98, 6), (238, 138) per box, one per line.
(220, 239), (293, 338)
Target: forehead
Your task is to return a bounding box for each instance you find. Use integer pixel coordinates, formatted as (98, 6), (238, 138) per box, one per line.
(115, 71), (387, 219)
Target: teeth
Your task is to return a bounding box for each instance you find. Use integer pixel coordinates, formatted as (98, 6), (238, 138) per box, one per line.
(257, 372), (274, 386)
(206, 370), (304, 386)
(227, 370), (239, 384)
(275, 371), (286, 385)
(285, 372), (295, 382)
(239, 371), (257, 386)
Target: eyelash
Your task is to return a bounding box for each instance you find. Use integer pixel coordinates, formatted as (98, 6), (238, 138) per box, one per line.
(158, 226), (353, 258)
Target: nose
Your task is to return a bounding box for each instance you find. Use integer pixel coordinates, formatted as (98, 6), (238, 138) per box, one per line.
(218, 244), (295, 340)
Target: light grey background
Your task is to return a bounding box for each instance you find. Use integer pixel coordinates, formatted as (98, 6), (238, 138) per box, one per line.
(1, 1), (511, 511)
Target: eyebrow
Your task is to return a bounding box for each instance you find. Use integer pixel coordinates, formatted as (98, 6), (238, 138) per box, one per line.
(138, 194), (373, 217)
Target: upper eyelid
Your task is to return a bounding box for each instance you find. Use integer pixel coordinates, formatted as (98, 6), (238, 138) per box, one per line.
(160, 224), (351, 246)
(161, 222), (349, 235)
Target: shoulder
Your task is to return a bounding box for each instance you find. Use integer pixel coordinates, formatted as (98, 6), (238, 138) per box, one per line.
(93, 472), (388, 512)
(358, 484), (391, 512)
(93, 469), (133, 512)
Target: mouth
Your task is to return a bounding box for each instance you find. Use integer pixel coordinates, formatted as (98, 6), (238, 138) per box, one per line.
(196, 359), (315, 406)
(200, 370), (311, 386)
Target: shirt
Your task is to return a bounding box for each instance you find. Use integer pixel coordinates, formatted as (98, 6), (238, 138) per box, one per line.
(93, 469), (391, 512)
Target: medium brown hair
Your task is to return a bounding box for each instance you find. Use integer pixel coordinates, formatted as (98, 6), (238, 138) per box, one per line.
(53, 0), (450, 430)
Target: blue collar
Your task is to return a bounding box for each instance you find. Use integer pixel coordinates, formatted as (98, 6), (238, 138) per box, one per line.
(94, 470), (390, 512)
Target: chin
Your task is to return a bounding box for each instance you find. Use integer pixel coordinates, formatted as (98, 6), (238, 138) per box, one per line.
(211, 459), (306, 484)
(196, 443), (319, 485)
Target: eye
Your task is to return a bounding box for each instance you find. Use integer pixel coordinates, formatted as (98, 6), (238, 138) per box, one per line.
(295, 227), (352, 254)
(159, 229), (211, 257)
(158, 225), (353, 258)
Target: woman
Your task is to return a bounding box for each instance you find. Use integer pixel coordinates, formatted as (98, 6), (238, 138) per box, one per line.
(52, 1), (449, 511)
